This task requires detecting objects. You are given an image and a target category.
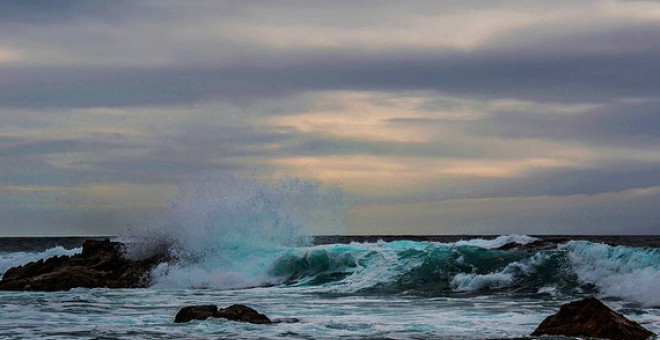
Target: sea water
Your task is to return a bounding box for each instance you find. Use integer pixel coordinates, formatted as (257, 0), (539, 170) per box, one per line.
(0, 178), (658, 339)
(0, 235), (659, 339)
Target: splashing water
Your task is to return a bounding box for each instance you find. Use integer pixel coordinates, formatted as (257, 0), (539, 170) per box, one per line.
(2, 233), (659, 338)
(123, 175), (345, 289)
(266, 240), (660, 306)
(108, 175), (659, 307)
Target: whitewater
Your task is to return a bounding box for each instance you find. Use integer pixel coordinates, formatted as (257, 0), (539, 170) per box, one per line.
(1, 235), (658, 339)
(1, 178), (658, 339)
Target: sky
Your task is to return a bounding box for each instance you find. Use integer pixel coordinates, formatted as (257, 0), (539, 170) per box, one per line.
(1, 0), (659, 236)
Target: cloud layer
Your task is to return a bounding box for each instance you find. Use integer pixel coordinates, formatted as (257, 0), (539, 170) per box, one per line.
(1, 0), (658, 235)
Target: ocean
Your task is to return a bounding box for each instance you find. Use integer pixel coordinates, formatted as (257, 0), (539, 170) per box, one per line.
(0, 235), (658, 339)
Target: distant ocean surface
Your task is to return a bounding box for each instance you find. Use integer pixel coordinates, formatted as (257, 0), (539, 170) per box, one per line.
(0, 234), (658, 339)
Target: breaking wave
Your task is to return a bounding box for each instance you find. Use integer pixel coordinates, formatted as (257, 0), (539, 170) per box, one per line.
(17, 175), (643, 308)
(266, 240), (659, 306)
(123, 175), (345, 289)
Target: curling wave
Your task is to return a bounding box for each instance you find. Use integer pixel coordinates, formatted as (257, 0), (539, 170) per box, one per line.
(267, 239), (660, 306)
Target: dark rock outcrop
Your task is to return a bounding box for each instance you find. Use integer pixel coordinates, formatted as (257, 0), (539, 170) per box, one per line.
(0, 239), (166, 291)
(174, 304), (272, 324)
(174, 305), (219, 323)
(495, 237), (572, 252)
(531, 297), (655, 340)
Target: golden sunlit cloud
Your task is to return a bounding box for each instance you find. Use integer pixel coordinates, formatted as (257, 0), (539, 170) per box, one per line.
(269, 155), (582, 196)
(0, 47), (22, 64)
(266, 91), (488, 143)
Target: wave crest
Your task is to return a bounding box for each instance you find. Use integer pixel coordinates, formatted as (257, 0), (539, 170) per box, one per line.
(264, 239), (658, 306)
(125, 175), (345, 289)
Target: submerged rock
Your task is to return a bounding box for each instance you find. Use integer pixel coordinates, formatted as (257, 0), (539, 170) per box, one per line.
(174, 304), (272, 324)
(0, 239), (167, 291)
(531, 297), (655, 340)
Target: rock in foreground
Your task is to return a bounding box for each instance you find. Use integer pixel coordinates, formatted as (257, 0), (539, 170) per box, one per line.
(531, 297), (654, 340)
(0, 239), (166, 291)
(174, 304), (271, 324)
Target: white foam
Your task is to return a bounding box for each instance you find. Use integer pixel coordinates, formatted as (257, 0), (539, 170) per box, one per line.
(564, 241), (660, 307)
(455, 234), (539, 249)
(537, 285), (558, 295)
(449, 250), (548, 292)
(128, 175), (345, 289)
(451, 272), (515, 291)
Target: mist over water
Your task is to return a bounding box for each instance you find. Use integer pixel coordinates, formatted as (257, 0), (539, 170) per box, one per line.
(121, 175), (345, 288)
(101, 175), (660, 306)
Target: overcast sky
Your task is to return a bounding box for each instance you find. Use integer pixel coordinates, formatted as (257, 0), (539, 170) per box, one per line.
(1, 0), (659, 236)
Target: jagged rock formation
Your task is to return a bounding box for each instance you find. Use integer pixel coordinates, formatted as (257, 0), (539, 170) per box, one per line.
(0, 239), (166, 291)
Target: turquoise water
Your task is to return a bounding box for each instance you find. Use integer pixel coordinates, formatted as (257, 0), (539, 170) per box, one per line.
(1, 236), (658, 339)
(0, 288), (564, 339)
(1, 179), (658, 338)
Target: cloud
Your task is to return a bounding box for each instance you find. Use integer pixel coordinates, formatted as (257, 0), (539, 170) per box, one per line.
(1, 1), (659, 235)
(467, 99), (660, 147)
(2, 1), (660, 108)
(2, 38), (659, 108)
(0, 1), (137, 23)
(348, 187), (660, 235)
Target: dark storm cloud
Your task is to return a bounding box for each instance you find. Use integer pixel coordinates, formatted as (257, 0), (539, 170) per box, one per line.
(465, 99), (660, 147)
(0, 140), (80, 157)
(274, 135), (498, 160)
(2, 21), (660, 108)
(0, 0), (140, 23)
(0, 122), (290, 186)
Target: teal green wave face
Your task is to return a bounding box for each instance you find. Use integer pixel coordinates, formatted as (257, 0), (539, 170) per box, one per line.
(267, 241), (660, 303)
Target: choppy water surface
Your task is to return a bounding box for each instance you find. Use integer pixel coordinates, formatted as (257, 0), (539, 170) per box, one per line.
(2, 286), (656, 339)
(2, 179), (659, 338)
(1, 235), (659, 339)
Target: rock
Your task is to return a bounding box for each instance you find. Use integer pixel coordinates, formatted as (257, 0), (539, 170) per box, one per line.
(495, 237), (570, 252)
(216, 304), (272, 324)
(174, 304), (272, 324)
(531, 297), (655, 340)
(174, 305), (218, 323)
(0, 239), (167, 291)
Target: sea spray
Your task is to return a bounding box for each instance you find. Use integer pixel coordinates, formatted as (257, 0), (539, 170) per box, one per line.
(454, 234), (539, 249)
(123, 175), (345, 288)
(563, 241), (660, 307)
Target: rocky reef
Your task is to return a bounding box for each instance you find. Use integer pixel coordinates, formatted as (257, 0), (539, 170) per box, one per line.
(0, 239), (166, 291)
(174, 304), (272, 324)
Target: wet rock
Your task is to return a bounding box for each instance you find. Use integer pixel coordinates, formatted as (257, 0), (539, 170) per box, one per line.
(0, 239), (167, 291)
(174, 305), (218, 323)
(272, 317), (301, 324)
(531, 297), (655, 340)
(216, 304), (272, 324)
(174, 304), (272, 324)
